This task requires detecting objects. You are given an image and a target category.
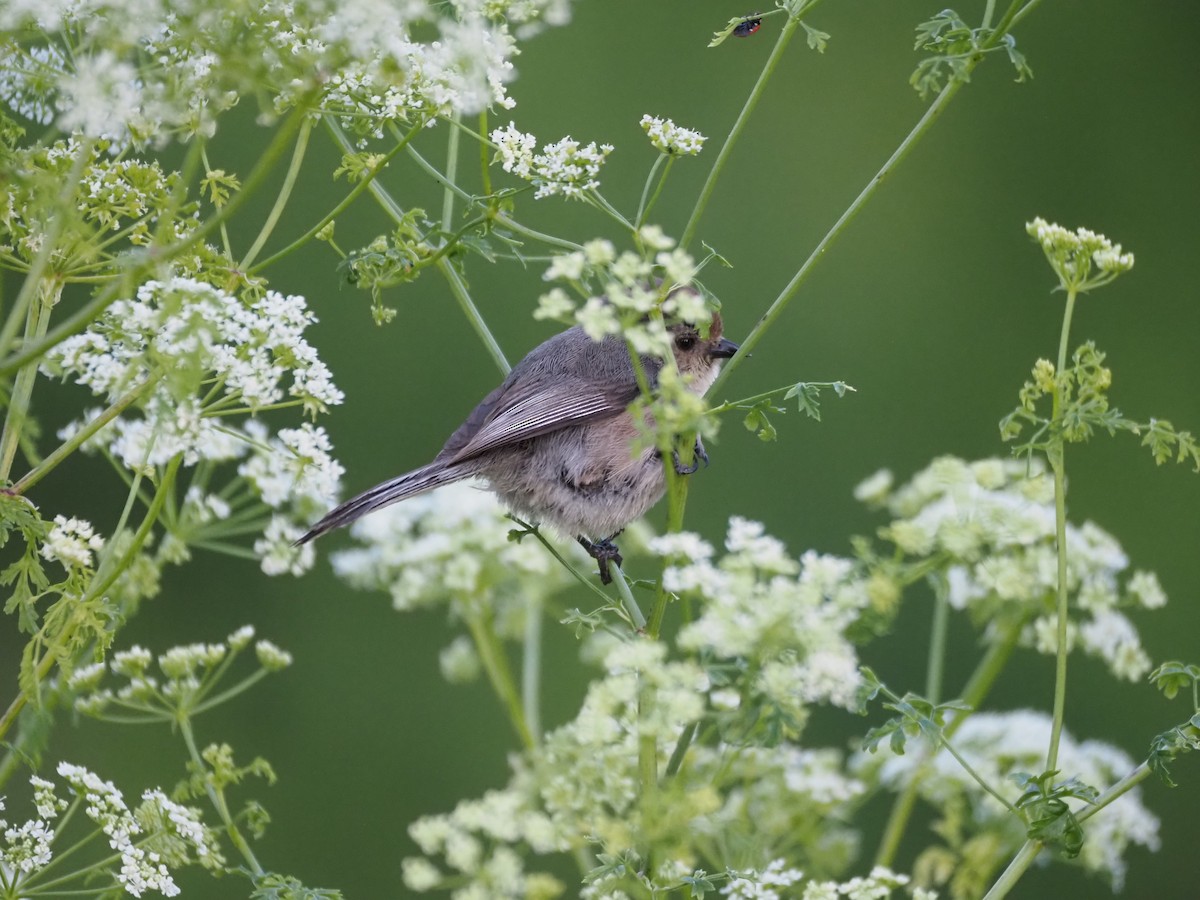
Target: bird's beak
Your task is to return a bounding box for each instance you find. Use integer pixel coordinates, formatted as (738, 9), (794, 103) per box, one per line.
(709, 337), (740, 359)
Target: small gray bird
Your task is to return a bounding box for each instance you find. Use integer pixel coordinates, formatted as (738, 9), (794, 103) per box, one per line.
(296, 314), (738, 582)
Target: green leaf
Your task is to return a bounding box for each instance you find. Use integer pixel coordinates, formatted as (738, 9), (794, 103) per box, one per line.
(742, 404), (778, 442)
(1148, 661), (1200, 700)
(1148, 714), (1200, 788)
(784, 382), (823, 421)
(802, 22), (831, 53)
(1002, 34), (1033, 83)
(1011, 770), (1098, 858)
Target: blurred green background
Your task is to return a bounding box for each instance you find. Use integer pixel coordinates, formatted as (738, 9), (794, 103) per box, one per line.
(11, 0), (1200, 896)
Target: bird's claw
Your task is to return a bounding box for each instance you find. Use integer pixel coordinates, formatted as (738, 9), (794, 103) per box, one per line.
(578, 536), (623, 585)
(672, 437), (709, 476)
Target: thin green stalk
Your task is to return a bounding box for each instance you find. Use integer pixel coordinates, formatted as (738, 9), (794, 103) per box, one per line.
(0, 139), (91, 356)
(202, 147), (235, 258)
(0, 280), (60, 481)
(324, 119), (513, 375)
(1046, 287), (1077, 771)
(179, 716), (264, 875)
(680, 3), (811, 248)
(90, 455), (180, 602)
(612, 565), (647, 632)
(711, 73), (965, 394)
(980, 840), (1042, 900)
(12, 371), (163, 494)
(925, 578), (951, 704)
(664, 720), (697, 777)
(478, 110), (493, 196)
(239, 116), (313, 270)
(585, 191), (634, 230)
(441, 113), (461, 233)
(438, 258), (511, 376)
(638, 682), (659, 804)
(465, 613), (534, 749)
(509, 516), (617, 609)
(251, 117), (426, 274)
(1076, 761), (1151, 823)
(400, 133), (582, 251)
(522, 592), (543, 744)
(874, 619), (1024, 868)
(636, 155), (672, 228)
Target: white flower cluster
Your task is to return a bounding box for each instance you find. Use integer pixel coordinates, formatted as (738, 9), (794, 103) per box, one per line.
(0, 764), (220, 895)
(491, 123), (614, 199)
(331, 480), (570, 631)
(799, 867), (936, 900)
(657, 518), (868, 715)
(40, 514), (105, 570)
(43, 277), (344, 575)
(722, 859), (805, 900)
(640, 114), (707, 156)
(862, 456), (1162, 681)
(0, 0), (575, 148)
(403, 788), (567, 897)
(44, 277), (341, 419)
(1026, 217), (1134, 291)
(73, 627), (292, 719)
(406, 630), (870, 896)
(856, 710), (1160, 891)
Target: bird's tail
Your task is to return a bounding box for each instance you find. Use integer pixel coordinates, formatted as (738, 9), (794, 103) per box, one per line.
(295, 460), (477, 545)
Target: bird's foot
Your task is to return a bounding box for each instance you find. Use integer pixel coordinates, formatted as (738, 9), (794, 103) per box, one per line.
(672, 436), (710, 476)
(578, 535), (623, 585)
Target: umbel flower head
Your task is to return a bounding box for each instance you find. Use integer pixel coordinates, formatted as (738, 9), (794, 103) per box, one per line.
(1026, 217), (1134, 293)
(640, 114), (707, 156)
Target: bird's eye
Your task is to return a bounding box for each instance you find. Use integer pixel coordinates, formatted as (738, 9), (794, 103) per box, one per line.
(676, 336), (696, 351)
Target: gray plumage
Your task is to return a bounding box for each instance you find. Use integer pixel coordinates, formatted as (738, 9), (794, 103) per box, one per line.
(297, 314), (738, 579)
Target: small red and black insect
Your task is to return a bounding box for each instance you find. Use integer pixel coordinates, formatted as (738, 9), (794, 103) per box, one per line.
(733, 17), (762, 37)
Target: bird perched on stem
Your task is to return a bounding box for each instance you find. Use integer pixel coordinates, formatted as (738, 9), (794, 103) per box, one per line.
(297, 313), (738, 583)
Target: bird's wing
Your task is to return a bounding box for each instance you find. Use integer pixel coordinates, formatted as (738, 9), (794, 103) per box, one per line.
(439, 373), (640, 464)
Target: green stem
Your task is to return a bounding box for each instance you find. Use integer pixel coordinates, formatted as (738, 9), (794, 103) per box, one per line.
(465, 612), (534, 749)
(0, 279), (60, 481)
(437, 258), (511, 376)
(1076, 761), (1150, 823)
(508, 516), (616, 608)
(522, 591), (543, 744)
(635, 154), (669, 228)
(710, 0), (1040, 394)
(12, 371), (163, 494)
(980, 840), (1042, 900)
(874, 619), (1024, 868)
(612, 565), (647, 632)
(1046, 287), (1077, 772)
(478, 110), (493, 196)
(710, 72), (964, 394)
(664, 720), (696, 777)
(323, 119), (512, 376)
(638, 679), (659, 806)
(925, 577), (951, 704)
(681, 3), (810, 248)
(402, 135), (582, 251)
(239, 116), (313, 270)
(251, 117), (425, 274)
(442, 113), (461, 233)
(178, 716), (264, 875)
